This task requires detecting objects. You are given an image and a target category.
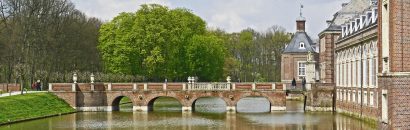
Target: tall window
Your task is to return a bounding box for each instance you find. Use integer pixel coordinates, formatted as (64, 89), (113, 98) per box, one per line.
(363, 58), (368, 88)
(370, 92), (374, 107)
(298, 62), (306, 76)
(372, 57), (377, 87)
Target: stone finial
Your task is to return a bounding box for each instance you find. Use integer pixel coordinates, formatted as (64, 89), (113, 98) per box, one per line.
(226, 76), (231, 83)
(73, 73), (78, 84)
(90, 73), (95, 84)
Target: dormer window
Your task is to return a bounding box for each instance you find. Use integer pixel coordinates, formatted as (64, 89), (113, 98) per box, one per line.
(299, 42), (305, 49)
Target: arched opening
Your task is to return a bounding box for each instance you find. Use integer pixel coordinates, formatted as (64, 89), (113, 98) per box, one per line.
(236, 97), (271, 113)
(112, 96), (133, 111)
(192, 97), (227, 113)
(147, 97), (182, 112)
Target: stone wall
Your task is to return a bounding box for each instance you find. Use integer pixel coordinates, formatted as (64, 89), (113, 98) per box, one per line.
(305, 83), (334, 111)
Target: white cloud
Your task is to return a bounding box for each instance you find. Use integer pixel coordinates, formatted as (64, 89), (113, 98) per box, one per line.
(71, 0), (171, 21)
(71, 0), (349, 38)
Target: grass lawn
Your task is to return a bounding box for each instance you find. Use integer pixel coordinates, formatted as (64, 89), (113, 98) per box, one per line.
(0, 93), (75, 125)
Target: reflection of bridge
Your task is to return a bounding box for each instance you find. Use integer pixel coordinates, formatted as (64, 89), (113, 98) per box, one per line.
(50, 82), (288, 112)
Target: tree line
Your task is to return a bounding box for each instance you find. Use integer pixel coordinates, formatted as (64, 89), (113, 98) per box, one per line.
(0, 0), (103, 86)
(0, 2), (291, 87)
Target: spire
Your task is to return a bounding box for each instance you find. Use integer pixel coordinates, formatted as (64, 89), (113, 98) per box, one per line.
(296, 4), (306, 32)
(297, 4), (306, 21)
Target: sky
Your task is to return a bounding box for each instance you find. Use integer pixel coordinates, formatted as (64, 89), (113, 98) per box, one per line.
(71, 0), (350, 39)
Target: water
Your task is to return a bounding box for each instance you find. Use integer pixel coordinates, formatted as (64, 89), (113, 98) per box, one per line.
(0, 97), (375, 130)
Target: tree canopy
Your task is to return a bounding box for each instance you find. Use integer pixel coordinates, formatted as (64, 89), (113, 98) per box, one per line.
(98, 4), (225, 81)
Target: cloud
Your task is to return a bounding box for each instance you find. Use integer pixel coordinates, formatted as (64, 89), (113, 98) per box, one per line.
(71, 0), (350, 38)
(71, 0), (171, 21)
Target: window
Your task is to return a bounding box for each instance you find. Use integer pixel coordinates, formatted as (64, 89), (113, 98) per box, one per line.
(364, 92), (368, 105)
(358, 91), (362, 103)
(337, 90), (340, 100)
(298, 62), (306, 76)
(370, 92), (374, 107)
(299, 42), (305, 49)
(352, 90), (356, 103)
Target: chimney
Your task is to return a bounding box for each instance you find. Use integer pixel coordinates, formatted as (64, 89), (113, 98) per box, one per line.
(296, 18), (306, 32)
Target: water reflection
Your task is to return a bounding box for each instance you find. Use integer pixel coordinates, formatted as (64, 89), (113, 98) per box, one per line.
(237, 97), (271, 113)
(194, 97), (226, 113)
(0, 99), (376, 130)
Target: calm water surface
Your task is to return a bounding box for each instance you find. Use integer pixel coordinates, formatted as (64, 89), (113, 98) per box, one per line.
(0, 97), (375, 130)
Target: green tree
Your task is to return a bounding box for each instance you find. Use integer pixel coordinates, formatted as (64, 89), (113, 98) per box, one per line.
(186, 35), (225, 81)
(99, 4), (224, 81)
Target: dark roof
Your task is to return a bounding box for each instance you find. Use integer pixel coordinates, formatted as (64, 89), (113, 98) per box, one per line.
(283, 32), (316, 53)
(324, 24), (342, 31)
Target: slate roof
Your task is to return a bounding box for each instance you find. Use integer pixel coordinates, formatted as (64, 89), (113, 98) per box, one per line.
(320, 0), (372, 33)
(331, 0), (372, 25)
(283, 32), (316, 53)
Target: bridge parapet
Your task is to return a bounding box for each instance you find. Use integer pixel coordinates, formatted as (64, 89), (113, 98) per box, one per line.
(49, 82), (285, 92)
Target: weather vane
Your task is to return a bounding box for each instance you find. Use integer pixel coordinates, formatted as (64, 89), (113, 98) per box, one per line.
(300, 4), (304, 17)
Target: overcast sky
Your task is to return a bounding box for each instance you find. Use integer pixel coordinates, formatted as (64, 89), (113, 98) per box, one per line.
(71, 0), (349, 39)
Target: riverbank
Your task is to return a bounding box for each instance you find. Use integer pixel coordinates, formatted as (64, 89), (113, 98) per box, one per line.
(0, 93), (75, 125)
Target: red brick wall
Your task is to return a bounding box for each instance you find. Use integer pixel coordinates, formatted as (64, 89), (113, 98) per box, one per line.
(0, 84), (20, 92)
(281, 54), (309, 82)
(336, 87), (379, 120)
(379, 75), (410, 129)
(389, 0), (410, 72)
(319, 33), (340, 83)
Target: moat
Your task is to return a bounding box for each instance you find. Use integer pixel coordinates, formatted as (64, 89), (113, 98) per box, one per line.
(0, 98), (375, 130)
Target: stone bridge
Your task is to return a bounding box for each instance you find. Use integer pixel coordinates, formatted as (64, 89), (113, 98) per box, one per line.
(49, 82), (289, 112)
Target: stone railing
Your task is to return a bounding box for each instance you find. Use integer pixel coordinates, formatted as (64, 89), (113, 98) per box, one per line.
(49, 82), (286, 92)
(189, 83), (230, 91)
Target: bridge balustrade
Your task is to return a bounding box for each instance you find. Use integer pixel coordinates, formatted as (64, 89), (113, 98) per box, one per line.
(49, 82), (286, 92)
(189, 83), (230, 91)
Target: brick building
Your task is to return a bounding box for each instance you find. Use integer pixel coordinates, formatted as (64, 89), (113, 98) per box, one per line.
(317, 0), (410, 129)
(281, 14), (318, 85)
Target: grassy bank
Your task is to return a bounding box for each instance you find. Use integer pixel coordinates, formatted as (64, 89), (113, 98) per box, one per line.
(0, 93), (75, 125)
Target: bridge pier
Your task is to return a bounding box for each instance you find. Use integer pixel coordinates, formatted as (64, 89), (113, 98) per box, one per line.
(270, 106), (286, 111)
(133, 106), (148, 112)
(182, 106), (192, 112)
(226, 106), (236, 113)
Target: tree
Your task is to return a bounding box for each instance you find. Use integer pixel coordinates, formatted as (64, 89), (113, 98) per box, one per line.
(186, 35), (225, 81)
(0, 0), (102, 85)
(99, 4), (225, 81)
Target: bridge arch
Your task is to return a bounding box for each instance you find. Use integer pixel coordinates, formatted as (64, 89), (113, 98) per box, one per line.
(191, 96), (229, 112)
(146, 96), (183, 111)
(233, 92), (276, 107)
(111, 95), (135, 111)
